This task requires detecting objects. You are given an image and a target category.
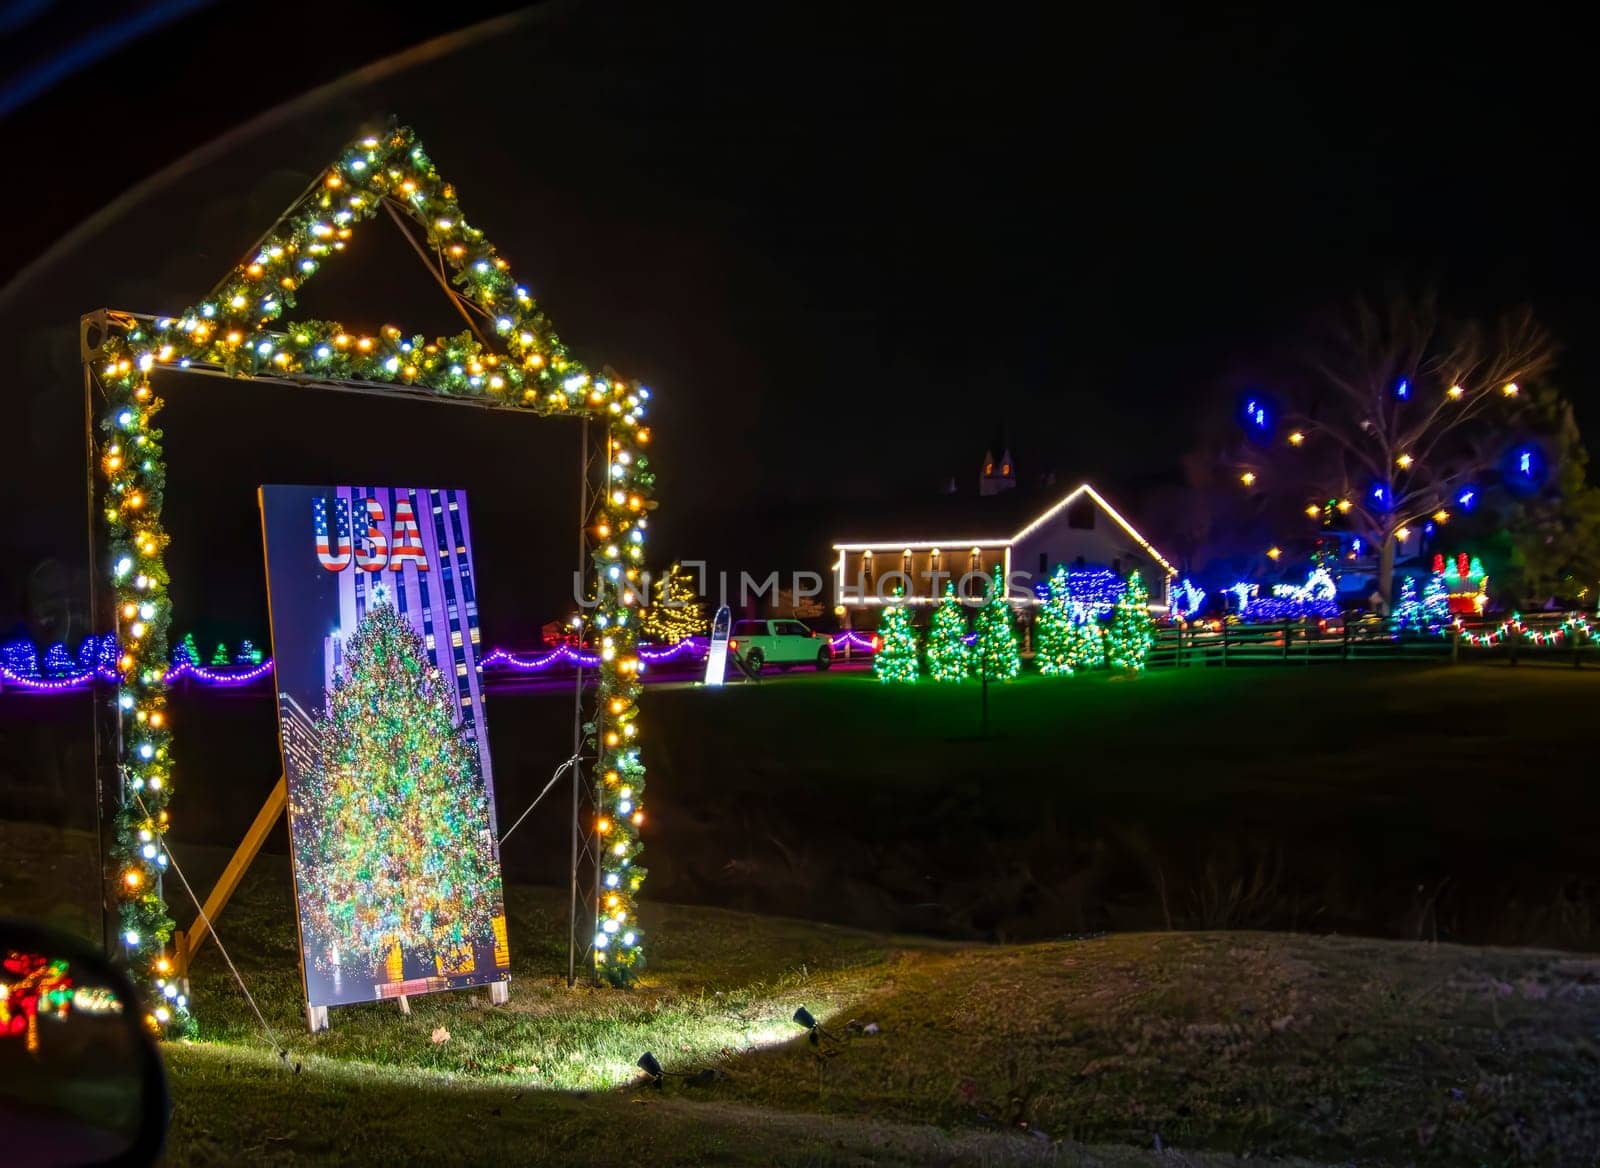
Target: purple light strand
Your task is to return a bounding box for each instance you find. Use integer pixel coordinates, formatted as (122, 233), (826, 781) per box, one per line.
(479, 645), (600, 671)
(0, 667), (100, 692)
(166, 660), (277, 686)
(3, 633), (878, 693)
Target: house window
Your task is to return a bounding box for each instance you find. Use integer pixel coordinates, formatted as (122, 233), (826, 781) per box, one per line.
(963, 547), (986, 601)
(1067, 496), (1096, 530)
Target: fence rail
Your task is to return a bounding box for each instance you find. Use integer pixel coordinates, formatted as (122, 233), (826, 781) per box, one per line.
(1146, 613), (1596, 670)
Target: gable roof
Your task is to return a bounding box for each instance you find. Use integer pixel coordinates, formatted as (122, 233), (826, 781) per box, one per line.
(831, 482), (1176, 576)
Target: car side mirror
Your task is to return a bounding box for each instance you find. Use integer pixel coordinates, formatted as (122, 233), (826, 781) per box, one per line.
(0, 918), (170, 1167)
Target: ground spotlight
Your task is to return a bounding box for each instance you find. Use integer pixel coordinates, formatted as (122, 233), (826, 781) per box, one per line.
(793, 1005), (836, 1045)
(637, 1051), (664, 1087)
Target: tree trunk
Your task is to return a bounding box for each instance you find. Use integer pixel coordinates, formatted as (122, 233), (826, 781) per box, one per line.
(1378, 529), (1396, 609)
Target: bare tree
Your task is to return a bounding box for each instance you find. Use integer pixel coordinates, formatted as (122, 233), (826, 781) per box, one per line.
(1237, 293), (1556, 605)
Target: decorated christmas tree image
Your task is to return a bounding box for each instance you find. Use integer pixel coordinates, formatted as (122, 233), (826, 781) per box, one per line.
(926, 582), (972, 681)
(973, 567), (1020, 680)
(875, 588), (921, 683)
(1106, 569), (1155, 671)
(1035, 567), (1076, 676)
(292, 600), (503, 980)
(640, 562), (708, 643)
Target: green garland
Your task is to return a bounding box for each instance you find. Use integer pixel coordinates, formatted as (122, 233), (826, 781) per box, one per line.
(95, 125), (656, 1030)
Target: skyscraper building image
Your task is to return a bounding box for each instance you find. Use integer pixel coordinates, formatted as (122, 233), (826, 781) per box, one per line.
(316, 485), (493, 798)
(277, 692), (320, 779)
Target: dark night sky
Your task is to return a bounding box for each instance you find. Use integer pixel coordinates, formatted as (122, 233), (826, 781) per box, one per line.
(3, 1), (1595, 641)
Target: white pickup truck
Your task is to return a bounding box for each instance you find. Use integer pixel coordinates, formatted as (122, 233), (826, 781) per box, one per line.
(729, 619), (832, 674)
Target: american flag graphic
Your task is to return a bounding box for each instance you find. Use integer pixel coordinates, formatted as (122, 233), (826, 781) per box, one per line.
(389, 498), (428, 569)
(313, 495), (352, 571)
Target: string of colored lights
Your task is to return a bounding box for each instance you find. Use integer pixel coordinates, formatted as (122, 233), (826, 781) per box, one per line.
(1446, 613), (1595, 648)
(92, 124), (658, 1018)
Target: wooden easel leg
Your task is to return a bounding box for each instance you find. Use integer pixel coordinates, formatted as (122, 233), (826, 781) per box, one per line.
(306, 1004), (328, 1033)
(490, 980), (510, 1006)
(174, 775), (288, 978)
(396, 994), (411, 1016)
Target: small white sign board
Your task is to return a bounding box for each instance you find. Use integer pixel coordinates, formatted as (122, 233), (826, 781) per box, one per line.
(704, 605), (732, 686)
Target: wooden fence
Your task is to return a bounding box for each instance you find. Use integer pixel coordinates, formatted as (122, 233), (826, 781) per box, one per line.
(1145, 613), (1597, 670)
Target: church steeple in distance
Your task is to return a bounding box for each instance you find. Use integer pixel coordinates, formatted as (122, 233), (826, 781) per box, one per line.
(980, 429), (1015, 496)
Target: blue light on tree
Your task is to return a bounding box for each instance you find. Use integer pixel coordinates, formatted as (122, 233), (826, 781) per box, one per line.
(1171, 578), (1207, 620)
(1370, 482), (1390, 509)
(1457, 487), (1478, 510)
(1504, 444), (1546, 493)
(1029, 569), (1125, 615)
(1239, 394), (1273, 437)
(1396, 378), (1410, 399)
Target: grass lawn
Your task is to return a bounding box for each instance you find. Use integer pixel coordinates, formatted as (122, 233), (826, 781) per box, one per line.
(626, 663), (1600, 949)
(16, 663), (1598, 948)
(6, 821), (1600, 1165)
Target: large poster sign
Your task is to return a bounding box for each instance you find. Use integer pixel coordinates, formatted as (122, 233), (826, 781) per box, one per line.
(260, 485), (510, 1010)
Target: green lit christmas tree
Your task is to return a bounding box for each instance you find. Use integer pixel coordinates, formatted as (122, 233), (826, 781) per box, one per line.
(973, 567), (1020, 681)
(1035, 567), (1076, 676)
(176, 633), (201, 666)
(292, 601), (503, 977)
(1106, 569), (1155, 671)
(1422, 569), (1450, 627)
(925, 583), (972, 681)
(1066, 608), (1106, 672)
(874, 589), (920, 683)
(640, 562), (708, 643)
(209, 642), (229, 667)
(1390, 576), (1423, 633)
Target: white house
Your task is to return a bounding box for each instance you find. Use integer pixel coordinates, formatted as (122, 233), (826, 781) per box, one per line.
(831, 479), (1175, 611)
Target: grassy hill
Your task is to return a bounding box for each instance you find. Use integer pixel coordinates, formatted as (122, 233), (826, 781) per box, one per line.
(5, 822), (1598, 1165)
